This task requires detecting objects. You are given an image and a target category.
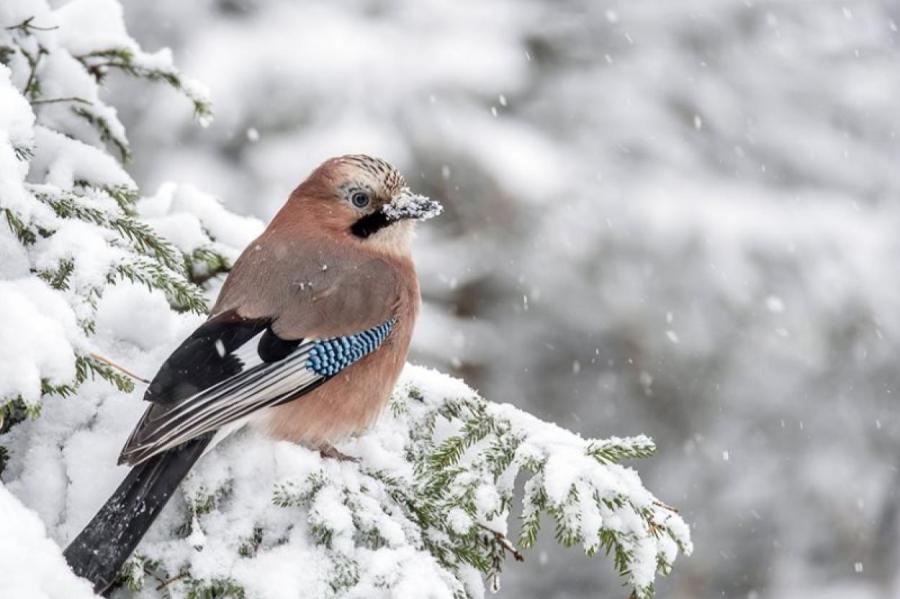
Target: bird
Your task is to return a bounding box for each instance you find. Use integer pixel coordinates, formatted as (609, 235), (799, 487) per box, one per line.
(63, 154), (442, 594)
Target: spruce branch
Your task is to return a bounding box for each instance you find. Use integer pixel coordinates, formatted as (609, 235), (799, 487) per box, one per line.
(32, 188), (183, 272)
(186, 577), (245, 599)
(185, 247), (232, 286)
(74, 355), (136, 393)
(587, 436), (657, 463)
(102, 184), (140, 213)
(4, 16), (59, 33)
(3, 207), (37, 245)
(0, 398), (34, 434)
(477, 523), (524, 562)
(37, 258), (75, 290)
(71, 105), (131, 162)
(119, 554), (163, 592)
(110, 258), (208, 314)
(74, 47), (213, 122)
(9, 40), (49, 100)
(254, 382), (689, 598)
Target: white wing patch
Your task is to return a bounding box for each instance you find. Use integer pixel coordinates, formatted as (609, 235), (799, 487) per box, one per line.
(231, 330), (265, 369)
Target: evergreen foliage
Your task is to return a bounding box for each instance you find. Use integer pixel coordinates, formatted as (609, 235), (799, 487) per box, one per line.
(122, 374), (691, 598)
(0, 4), (227, 426)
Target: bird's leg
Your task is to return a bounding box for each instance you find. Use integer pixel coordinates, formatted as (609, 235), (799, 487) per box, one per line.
(318, 444), (360, 462)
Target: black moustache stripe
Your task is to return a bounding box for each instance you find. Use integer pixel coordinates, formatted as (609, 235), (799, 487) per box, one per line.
(351, 211), (391, 238)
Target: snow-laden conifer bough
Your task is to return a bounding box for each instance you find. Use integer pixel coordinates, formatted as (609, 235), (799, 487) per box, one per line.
(0, 1), (692, 598)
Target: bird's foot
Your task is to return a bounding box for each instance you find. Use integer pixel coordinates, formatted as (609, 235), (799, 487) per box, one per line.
(319, 444), (360, 462)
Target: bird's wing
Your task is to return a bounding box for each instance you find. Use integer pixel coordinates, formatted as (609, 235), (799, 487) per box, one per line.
(119, 238), (404, 466)
(119, 311), (397, 465)
(211, 231), (405, 338)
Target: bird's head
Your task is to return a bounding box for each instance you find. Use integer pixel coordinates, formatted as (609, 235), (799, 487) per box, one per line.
(287, 154), (442, 256)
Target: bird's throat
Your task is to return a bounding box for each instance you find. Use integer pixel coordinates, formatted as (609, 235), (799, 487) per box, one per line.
(351, 211), (391, 238)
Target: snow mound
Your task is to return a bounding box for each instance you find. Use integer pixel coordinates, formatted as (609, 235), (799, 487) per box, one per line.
(0, 485), (97, 599)
(5, 359), (689, 599)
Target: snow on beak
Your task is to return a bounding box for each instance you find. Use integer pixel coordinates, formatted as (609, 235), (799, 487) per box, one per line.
(382, 188), (443, 222)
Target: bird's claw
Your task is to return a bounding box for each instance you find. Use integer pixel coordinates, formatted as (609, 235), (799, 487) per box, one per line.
(319, 444), (360, 462)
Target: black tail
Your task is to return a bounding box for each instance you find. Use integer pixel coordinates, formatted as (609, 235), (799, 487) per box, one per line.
(63, 437), (211, 595)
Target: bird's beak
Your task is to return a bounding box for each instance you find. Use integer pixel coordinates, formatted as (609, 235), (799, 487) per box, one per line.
(382, 188), (443, 222)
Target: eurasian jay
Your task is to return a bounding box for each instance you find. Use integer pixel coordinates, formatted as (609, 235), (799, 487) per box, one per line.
(63, 154), (442, 594)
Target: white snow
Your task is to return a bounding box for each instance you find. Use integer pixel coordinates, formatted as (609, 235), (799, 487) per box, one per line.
(382, 192), (443, 221)
(30, 126), (133, 190)
(0, 64), (35, 212)
(0, 485), (98, 599)
(54, 0), (137, 56)
(138, 182), (264, 256)
(0, 279), (81, 404)
(2, 352), (689, 599)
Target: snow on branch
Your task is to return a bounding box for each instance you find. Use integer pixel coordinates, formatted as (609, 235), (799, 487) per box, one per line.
(0, 0), (228, 429)
(122, 366), (691, 599)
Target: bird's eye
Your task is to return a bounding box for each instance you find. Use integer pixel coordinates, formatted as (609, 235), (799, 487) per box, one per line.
(351, 192), (370, 208)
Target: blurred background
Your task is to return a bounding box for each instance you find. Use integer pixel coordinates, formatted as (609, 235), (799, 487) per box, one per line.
(112, 1), (900, 597)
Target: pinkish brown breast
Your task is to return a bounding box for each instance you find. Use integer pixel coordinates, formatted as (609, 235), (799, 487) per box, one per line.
(257, 255), (419, 447)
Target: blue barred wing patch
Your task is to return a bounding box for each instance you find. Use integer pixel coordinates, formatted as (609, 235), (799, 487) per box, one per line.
(307, 319), (396, 376)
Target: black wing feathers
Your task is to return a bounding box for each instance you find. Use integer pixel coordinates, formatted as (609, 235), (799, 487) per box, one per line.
(119, 311), (315, 466)
(258, 327), (302, 362)
(145, 312), (270, 406)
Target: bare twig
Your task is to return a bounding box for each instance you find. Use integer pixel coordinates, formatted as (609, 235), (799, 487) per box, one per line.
(89, 352), (150, 384)
(653, 499), (679, 513)
(478, 523), (524, 562)
(155, 572), (188, 591)
(31, 96), (91, 106)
